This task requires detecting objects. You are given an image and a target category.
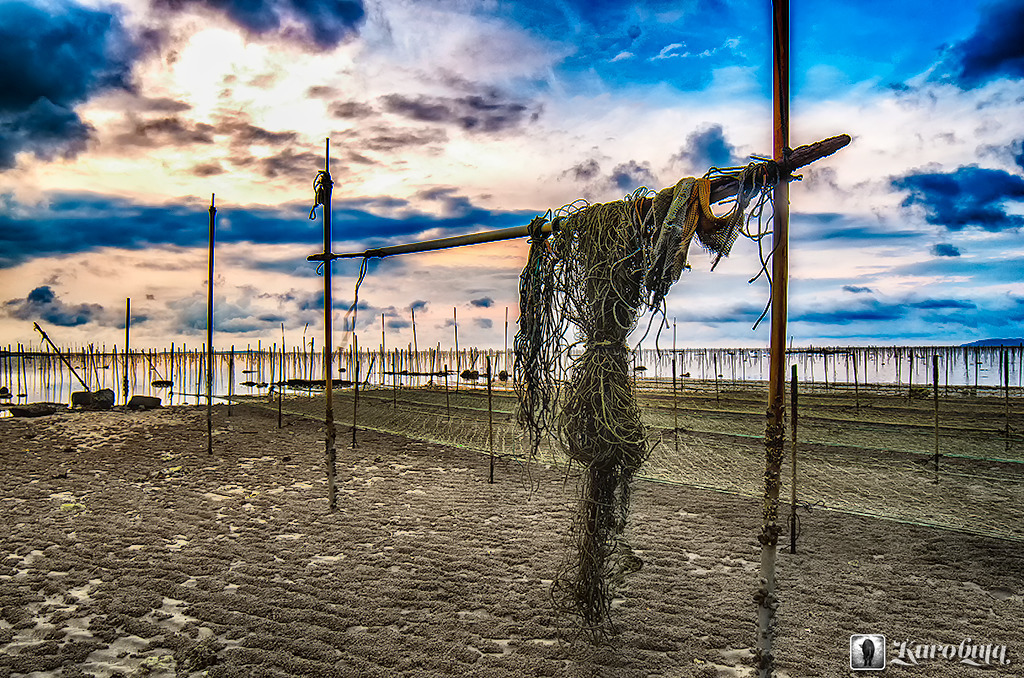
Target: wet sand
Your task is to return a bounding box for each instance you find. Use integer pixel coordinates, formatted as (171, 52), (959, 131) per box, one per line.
(1, 404), (1021, 677)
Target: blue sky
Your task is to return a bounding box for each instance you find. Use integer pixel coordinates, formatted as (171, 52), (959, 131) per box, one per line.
(1, 0), (1023, 349)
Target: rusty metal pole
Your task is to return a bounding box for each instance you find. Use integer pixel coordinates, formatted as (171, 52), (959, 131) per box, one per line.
(758, 1), (789, 675)
(321, 139), (337, 510)
(207, 194), (215, 455)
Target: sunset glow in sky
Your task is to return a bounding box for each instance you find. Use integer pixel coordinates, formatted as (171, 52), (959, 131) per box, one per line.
(1, 0), (1023, 350)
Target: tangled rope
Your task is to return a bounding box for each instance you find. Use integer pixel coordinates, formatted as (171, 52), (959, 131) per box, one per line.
(515, 161), (777, 638)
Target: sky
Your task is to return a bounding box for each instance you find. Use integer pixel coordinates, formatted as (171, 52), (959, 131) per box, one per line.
(1, 0), (1023, 351)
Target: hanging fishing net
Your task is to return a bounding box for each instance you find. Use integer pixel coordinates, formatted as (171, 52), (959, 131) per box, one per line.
(514, 162), (778, 637)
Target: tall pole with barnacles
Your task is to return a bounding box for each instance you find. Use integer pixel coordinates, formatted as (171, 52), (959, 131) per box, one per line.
(757, 0), (790, 675)
(310, 139), (338, 511)
(207, 194), (216, 456)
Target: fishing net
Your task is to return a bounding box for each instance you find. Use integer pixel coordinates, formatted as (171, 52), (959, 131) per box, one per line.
(514, 164), (777, 636)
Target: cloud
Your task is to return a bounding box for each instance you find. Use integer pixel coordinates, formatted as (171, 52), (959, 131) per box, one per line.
(354, 126), (448, 152)
(564, 158), (601, 182)
(0, 192), (535, 269)
(909, 299), (976, 310)
(671, 124), (738, 170)
(114, 116), (216, 147)
(843, 285), (873, 293)
(931, 243), (961, 257)
(153, 0), (366, 49)
(474, 318), (493, 329)
(3, 285), (107, 327)
(469, 297), (494, 308)
(0, 0), (137, 168)
(380, 91), (539, 133)
(609, 160), (656, 191)
(328, 101), (375, 119)
(409, 300), (428, 313)
(937, 0), (1024, 88)
(892, 166), (1024, 231)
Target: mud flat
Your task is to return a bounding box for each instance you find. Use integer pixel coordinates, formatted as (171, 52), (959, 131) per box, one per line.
(1, 404), (1021, 677)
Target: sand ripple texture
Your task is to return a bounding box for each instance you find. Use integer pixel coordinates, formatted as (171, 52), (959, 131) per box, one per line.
(1, 405), (1021, 677)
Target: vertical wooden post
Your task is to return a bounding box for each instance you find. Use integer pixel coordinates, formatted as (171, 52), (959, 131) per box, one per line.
(1004, 348), (1011, 454)
(487, 355), (494, 484)
(320, 139), (337, 511)
(411, 305), (419, 376)
(504, 306), (509, 381)
(713, 352), (720, 403)
(351, 334), (359, 449)
(229, 345), (234, 417)
(278, 324), (284, 427)
(444, 363), (451, 420)
(852, 350), (860, 412)
(453, 306), (460, 393)
(933, 354), (940, 481)
(758, 1), (789, 674)
(123, 298), (130, 405)
(207, 194), (215, 455)
(673, 321), (679, 455)
(789, 364), (798, 554)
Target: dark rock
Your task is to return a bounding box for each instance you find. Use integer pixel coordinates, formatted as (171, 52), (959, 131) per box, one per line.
(90, 389), (115, 410)
(71, 391), (92, 408)
(127, 395), (161, 411)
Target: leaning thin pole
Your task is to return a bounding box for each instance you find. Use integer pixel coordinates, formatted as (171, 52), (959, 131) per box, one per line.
(320, 139), (338, 510)
(757, 1), (789, 676)
(207, 194), (215, 456)
(32, 322), (89, 391)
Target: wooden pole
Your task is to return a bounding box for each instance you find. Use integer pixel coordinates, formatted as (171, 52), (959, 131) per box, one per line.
(852, 350), (860, 412)
(487, 355), (494, 484)
(933, 354), (940, 481)
(124, 298), (130, 405)
(31, 323), (89, 392)
(411, 305), (419, 376)
(278, 324), (284, 428)
(673, 321), (679, 455)
(1004, 348), (1011, 453)
(758, 1), (789, 674)
(229, 345), (235, 417)
(789, 364), (798, 554)
(713, 352), (720, 403)
(453, 307), (460, 393)
(207, 194), (215, 455)
(351, 334), (359, 449)
(320, 139), (337, 511)
(444, 364), (451, 420)
(312, 136), (848, 264)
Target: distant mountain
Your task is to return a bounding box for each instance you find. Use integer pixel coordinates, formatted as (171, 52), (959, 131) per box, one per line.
(961, 338), (1024, 347)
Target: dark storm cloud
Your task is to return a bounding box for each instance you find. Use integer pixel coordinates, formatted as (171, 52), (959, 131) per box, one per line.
(609, 160), (656, 191)
(357, 127), (448, 152)
(192, 162), (226, 177)
(674, 301), (766, 324)
(380, 92), (538, 133)
(154, 0), (365, 49)
(931, 243), (961, 257)
(843, 285), (873, 294)
(671, 124), (738, 170)
(892, 166), (1024, 231)
(3, 285), (106, 327)
(0, 1), (137, 168)
(792, 299), (906, 325)
(409, 300), (428, 313)
(386, 318), (411, 329)
(0, 192), (535, 268)
(115, 116), (216, 147)
(329, 101), (375, 119)
(474, 318), (493, 329)
(791, 212), (923, 243)
(564, 158), (602, 182)
(909, 298), (976, 310)
(218, 120), (297, 145)
(938, 0), (1024, 88)
(469, 297), (494, 308)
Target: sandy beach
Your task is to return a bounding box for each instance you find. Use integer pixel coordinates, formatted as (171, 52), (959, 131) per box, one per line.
(1, 403), (1021, 677)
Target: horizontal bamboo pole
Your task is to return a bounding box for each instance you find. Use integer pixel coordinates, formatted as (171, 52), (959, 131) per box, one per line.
(310, 134), (851, 262)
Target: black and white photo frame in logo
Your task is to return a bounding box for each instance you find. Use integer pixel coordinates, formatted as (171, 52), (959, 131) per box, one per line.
(850, 634), (886, 671)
